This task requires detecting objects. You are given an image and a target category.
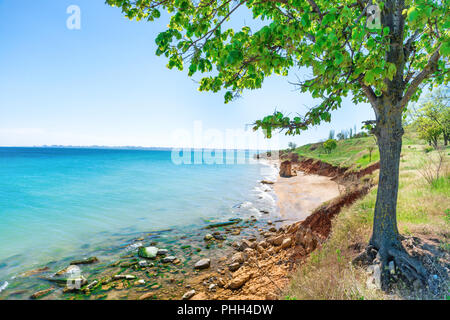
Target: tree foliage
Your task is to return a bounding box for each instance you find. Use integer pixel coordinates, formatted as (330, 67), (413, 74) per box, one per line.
(323, 138), (337, 153)
(107, 0), (449, 136)
(411, 86), (450, 146)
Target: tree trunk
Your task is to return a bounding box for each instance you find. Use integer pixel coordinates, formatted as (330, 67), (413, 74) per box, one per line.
(370, 109), (403, 254)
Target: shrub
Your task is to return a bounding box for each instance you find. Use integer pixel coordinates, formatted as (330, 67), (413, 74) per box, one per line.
(323, 139), (337, 154)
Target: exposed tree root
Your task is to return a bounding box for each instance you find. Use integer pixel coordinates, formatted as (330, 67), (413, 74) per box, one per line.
(353, 235), (449, 298)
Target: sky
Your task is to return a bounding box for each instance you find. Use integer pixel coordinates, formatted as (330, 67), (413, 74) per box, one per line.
(0, 0), (375, 149)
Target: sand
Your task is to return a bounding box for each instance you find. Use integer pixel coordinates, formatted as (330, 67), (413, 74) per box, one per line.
(274, 170), (341, 223)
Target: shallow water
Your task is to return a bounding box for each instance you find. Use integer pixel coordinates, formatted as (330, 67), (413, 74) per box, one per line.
(0, 147), (278, 282)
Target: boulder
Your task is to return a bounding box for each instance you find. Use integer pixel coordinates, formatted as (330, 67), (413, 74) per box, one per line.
(157, 249), (169, 256)
(227, 272), (252, 290)
(231, 252), (246, 264)
(194, 258), (211, 270)
(138, 246), (159, 259)
(279, 160), (296, 177)
(228, 263), (241, 272)
(268, 235), (284, 246)
(281, 237), (292, 249)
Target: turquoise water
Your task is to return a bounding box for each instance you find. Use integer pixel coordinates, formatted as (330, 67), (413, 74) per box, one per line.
(0, 147), (277, 281)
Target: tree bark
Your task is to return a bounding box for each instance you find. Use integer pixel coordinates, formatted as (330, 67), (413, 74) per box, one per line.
(370, 107), (404, 254)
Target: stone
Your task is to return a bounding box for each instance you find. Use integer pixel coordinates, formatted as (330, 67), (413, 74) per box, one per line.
(268, 235), (284, 246)
(157, 249), (169, 256)
(138, 246), (159, 259)
(267, 220), (273, 225)
(229, 263), (241, 272)
(281, 237), (292, 249)
(213, 234), (226, 241)
(30, 288), (54, 299)
(372, 264), (381, 289)
(139, 292), (155, 300)
(182, 289), (196, 300)
(208, 284), (217, 292)
(227, 273), (252, 290)
(269, 227), (277, 232)
(191, 292), (208, 300)
(279, 160), (296, 177)
(70, 257), (99, 265)
(204, 233), (213, 241)
(231, 252), (246, 264)
(194, 258), (211, 270)
(138, 260), (150, 267)
(86, 280), (98, 290)
(238, 239), (256, 251)
(113, 274), (136, 280)
(137, 279), (146, 285)
(162, 256), (177, 263)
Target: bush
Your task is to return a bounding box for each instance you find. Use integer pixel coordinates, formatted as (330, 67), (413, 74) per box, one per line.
(323, 139), (337, 154)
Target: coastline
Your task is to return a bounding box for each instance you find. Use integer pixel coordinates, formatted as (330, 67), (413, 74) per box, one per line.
(0, 158), (347, 300)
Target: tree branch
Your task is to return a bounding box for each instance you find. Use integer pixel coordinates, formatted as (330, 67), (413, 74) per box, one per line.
(400, 45), (442, 108)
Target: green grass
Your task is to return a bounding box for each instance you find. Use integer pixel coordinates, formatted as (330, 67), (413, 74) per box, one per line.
(285, 129), (450, 300)
(293, 135), (379, 170)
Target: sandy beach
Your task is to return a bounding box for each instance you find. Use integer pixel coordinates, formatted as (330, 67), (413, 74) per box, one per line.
(274, 172), (341, 222)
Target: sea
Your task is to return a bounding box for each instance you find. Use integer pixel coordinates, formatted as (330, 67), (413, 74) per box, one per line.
(0, 147), (278, 290)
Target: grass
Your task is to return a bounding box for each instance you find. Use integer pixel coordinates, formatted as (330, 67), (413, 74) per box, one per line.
(284, 129), (450, 300)
(293, 135), (379, 170)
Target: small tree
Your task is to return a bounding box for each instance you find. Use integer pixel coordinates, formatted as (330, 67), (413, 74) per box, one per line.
(323, 139), (337, 154)
(288, 142), (297, 150)
(109, 0), (450, 288)
(417, 117), (442, 148)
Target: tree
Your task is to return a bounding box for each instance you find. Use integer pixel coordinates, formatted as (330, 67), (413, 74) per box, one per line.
(417, 116), (442, 147)
(288, 141), (297, 150)
(107, 0), (449, 288)
(323, 138), (337, 153)
(413, 86), (450, 146)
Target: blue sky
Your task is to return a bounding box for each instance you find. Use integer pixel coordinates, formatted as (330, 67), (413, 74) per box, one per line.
(0, 0), (375, 148)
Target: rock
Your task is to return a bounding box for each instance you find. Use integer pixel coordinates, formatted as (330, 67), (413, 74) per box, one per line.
(85, 280), (98, 290)
(182, 289), (196, 300)
(268, 235), (284, 246)
(238, 239), (256, 251)
(258, 241), (269, 248)
(204, 234), (213, 241)
(162, 256), (177, 263)
(279, 160), (296, 177)
(138, 260), (150, 267)
(228, 273), (252, 290)
(229, 263), (241, 272)
(217, 278), (226, 288)
(269, 227), (277, 232)
(231, 252), (246, 264)
(21, 267), (50, 277)
(261, 180), (274, 185)
(231, 229), (241, 235)
(372, 264), (381, 289)
(55, 265), (80, 277)
(139, 292), (155, 300)
(267, 220), (273, 225)
(208, 284), (217, 292)
(281, 237), (292, 249)
(0, 281), (8, 294)
(70, 257), (99, 265)
(136, 279), (146, 285)
(113, 275), (136, 280)
(138, 246), (159, 259)
(194, 259), (211, 270)
(243, 248), (255, 257)
(191, 292), (208, 300)
(388, 261), (395, 275)
(413, 279), (422, 290)
(157, 249), (169, 256)
(256, 245), (265, 254)
(213, 234), (226, 241)
(30, 288), (54, 299)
